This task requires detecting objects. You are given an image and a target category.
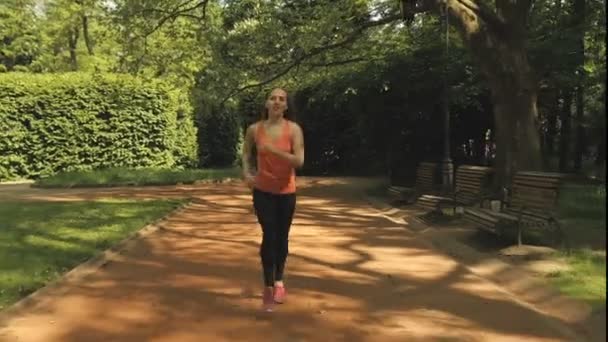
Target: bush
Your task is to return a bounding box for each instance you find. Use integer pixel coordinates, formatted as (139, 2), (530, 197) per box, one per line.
(168, 91), (199, 168)
(33, 167), (239, 188)
(0, 73), (198, 180)
(197, 106), (242, 168)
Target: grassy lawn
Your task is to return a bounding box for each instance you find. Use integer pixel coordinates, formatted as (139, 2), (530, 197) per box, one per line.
(0, 199), (186, 310)
(547, 249), (606, 310)
(548, 181), (606, 309)
(33, 167), (240, 188)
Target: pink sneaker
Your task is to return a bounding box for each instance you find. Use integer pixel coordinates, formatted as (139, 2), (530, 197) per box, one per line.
(273, 285), (286, 304)
(262, 287), (274, 312)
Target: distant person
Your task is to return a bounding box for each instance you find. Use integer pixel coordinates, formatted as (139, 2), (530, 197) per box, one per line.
(241, 88), (305, 312)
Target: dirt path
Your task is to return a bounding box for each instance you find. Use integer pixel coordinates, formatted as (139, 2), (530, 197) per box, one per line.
(0, 179), (584, 341)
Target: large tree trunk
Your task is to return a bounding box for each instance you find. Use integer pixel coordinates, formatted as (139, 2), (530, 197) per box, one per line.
(446, 3), (541, 187)
(490, 81), (541, 186)
(403, 0), (542, 186)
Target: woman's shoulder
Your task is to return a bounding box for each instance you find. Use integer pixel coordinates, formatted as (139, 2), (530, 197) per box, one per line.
(247, 121), (263, 132)
(287, 120), (302, 133)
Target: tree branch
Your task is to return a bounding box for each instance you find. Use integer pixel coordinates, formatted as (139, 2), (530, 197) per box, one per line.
(453, 0), (505, 29)
(143, 8), (206, 21)
(403, 0), (508, 41)
(219, 14), (401, 104)
(143, 0), (209, 37)
(305, 57), (366, 68)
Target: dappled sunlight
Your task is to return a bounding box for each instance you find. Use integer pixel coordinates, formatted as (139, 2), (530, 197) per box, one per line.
(370, 309), (565, 342)
(289, 268), (379, 286)
(364, 309), (483, 340)
(0, 180), (580, 341)
(355, 244), (460, 279)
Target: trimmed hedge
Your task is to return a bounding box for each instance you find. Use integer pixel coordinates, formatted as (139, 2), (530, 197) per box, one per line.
(0, 73), (198, 180)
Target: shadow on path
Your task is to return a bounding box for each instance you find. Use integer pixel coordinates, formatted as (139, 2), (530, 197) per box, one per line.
(0, 179), (582, 341)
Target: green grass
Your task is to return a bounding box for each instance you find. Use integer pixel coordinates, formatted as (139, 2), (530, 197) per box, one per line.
(546, 249), (606, 310)
(557, 182), (606, 223)
(547, 182), (606, 308)
(33, 167), (240, 188)
(0, 199), (186, 310)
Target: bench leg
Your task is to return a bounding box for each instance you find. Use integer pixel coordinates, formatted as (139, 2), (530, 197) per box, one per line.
(549, 219), (569, 253)
(517, 221), (523, 247)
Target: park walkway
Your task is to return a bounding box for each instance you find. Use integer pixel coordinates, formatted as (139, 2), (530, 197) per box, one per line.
(0, 178), (583, 341)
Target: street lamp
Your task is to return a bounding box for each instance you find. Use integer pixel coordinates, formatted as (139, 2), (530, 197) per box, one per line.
(400, 0), (454, 192)
(440, 2), (454, 192)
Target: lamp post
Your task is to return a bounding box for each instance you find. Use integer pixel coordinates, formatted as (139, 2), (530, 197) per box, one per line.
(400, 0), (453, 191)
(440, 2), (454, 192)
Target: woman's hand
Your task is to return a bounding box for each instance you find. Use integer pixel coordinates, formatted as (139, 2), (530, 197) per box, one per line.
(243, 174), (255, 189)
(243, 173), (256, 189)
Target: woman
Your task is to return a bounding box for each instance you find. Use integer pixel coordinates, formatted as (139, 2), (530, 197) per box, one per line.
(241, 88), (305, 312)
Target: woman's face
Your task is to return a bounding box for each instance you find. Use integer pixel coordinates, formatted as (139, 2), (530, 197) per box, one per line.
(266, 88), (288, 119)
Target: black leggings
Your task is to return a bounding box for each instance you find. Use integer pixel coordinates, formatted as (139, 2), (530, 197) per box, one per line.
(253, 188), (296, 287)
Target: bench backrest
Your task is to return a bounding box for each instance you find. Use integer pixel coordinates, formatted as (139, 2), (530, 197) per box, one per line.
(454, 165), (494, 202)
(510, 171), (570, 212)
(415, 162), (439, 192)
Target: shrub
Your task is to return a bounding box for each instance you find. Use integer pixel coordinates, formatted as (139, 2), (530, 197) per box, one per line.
(0, 73), (198, 180)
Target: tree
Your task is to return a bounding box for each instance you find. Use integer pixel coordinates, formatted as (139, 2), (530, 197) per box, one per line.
(204, 0), (542, 185)
(0, 0), (40, 71)
(402, 0), (545, 186)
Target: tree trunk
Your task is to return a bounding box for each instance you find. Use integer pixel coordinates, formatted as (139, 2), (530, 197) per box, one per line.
(445, 1), (542, 188)
(559, 90), (573, 172)
(82, 15), (94, 55)
(476, 52), (541, 187)
(595, 83), (606, 170)
(493, 101), (514, 187)
(573, 85), (585, 172)
(68, 26), (80, 71)
(491, 84), (541, 186)
(546, 93), (559, 157)
(573, 0), (585, 172)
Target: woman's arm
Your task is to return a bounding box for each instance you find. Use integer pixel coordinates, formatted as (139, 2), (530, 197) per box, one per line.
(241, 124), (256, 187)
(260, 122), (305, 168)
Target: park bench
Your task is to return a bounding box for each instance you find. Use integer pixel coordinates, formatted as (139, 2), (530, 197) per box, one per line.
(463, 171), (573, 247)
(387, 162), (439, 204)
(416, 165), (495, 212)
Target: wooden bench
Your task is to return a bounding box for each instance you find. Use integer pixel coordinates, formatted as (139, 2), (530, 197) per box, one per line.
(464, 171), (573, 247)
(387, 162), (439, 204)
(416, 165), (495, 212)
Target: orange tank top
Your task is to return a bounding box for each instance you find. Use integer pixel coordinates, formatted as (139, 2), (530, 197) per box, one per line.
(254, 119), (297, 194)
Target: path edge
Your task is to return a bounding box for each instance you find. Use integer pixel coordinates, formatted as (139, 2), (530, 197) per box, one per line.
(363, 194), (601, 342)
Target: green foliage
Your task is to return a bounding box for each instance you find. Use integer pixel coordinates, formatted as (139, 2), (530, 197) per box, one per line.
(33, 167), (239, 188)
(109, 0), (216, 89)
(0, 0), (606, 181)
(0, 0), (40, 70)
(0, 73), (198, 180)
(196, 104), (243, 168)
